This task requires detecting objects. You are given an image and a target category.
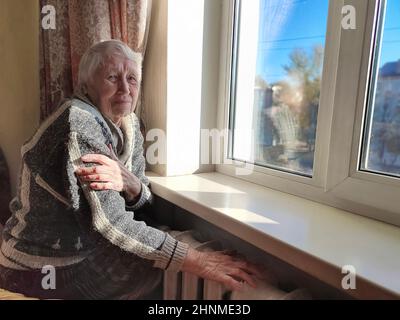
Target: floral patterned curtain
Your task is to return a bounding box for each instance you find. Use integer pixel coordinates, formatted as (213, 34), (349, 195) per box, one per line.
(39, 0), (152, 123)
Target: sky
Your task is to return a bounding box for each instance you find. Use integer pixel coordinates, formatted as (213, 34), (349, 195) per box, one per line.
(380, 0), (400, 67)
(255, 0), (400, 84)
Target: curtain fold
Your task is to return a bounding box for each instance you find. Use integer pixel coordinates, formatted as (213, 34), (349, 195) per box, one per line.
(39, 0), (152, 123)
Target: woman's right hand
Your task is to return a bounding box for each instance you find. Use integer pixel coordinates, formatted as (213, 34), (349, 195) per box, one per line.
(181, 248), (264, 291)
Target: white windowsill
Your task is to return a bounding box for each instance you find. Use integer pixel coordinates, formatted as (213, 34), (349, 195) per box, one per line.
(146, 171), (400, 299)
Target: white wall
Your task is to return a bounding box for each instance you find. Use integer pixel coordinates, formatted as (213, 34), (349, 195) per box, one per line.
(143, 0), (222, 176)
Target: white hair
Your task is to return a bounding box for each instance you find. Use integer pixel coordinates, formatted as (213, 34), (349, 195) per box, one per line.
(76, 39), (142, 94)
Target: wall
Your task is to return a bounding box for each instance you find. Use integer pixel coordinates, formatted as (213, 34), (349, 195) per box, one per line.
(0, 0), (40, 196)
(143, 0), (222, 176)
(143, 0), (168, 176)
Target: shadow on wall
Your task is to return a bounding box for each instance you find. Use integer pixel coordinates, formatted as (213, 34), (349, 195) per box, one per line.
(0, 148), (12, 225)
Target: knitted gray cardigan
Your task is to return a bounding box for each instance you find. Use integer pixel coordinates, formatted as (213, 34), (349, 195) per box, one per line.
(0, 96), (188, 272)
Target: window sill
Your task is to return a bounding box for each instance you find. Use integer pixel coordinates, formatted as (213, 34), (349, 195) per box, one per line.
(146, 171), (400, 299)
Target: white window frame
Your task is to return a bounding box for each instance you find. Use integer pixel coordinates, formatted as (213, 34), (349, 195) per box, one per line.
(216, 0), (400, 226)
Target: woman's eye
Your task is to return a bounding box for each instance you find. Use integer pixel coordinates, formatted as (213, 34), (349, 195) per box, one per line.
(127, 75), (137, 84)
(108, 75), (117, 81)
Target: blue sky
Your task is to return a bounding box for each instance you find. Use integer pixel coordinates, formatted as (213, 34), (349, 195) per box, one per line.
(256, 0), (400, 84)
(381, 0), (400, 67)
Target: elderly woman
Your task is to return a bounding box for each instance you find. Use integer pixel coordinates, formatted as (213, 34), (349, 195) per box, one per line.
(0, 40), (261, 299)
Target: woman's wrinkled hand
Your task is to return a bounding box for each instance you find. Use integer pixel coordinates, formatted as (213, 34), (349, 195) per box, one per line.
(181, 248), (265, 291)
(75, 145), (141, 202)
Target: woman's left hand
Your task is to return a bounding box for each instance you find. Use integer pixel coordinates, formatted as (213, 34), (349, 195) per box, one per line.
(75, 145), (141, 202)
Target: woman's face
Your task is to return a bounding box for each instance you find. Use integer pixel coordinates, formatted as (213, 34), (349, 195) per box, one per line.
(87, 55), (140, 126)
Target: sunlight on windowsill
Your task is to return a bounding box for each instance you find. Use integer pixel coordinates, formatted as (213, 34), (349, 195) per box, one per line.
(146, 171), (400, 299)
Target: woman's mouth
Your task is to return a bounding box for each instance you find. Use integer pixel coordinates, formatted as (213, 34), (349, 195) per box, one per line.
(114, 99), (132, 104)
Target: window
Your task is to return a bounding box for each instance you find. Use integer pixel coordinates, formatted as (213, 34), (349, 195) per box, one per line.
(230, 0), (329, 177)
(217, 0), (400, 226)
(360, 0), (400, 178)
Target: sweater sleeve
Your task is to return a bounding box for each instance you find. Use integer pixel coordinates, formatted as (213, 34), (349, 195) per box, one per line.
(125, 114), (152, 211)
(66, 129), (188, 272)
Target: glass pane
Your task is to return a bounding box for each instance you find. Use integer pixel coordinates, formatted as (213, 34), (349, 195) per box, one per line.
(230, 0), (329, 177)
(361, 0), (400, 178)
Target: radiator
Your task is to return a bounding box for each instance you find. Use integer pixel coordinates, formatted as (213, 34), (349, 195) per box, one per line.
(163, 230), (224, 300)
(163, 230), (311, 300)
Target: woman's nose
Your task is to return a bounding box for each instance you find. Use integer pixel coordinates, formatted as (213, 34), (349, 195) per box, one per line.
(118, 78), (129, 94)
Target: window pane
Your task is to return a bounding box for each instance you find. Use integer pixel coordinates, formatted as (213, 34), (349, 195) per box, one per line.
(361, 0), (400, 178)
(230, 0), (329, 177)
